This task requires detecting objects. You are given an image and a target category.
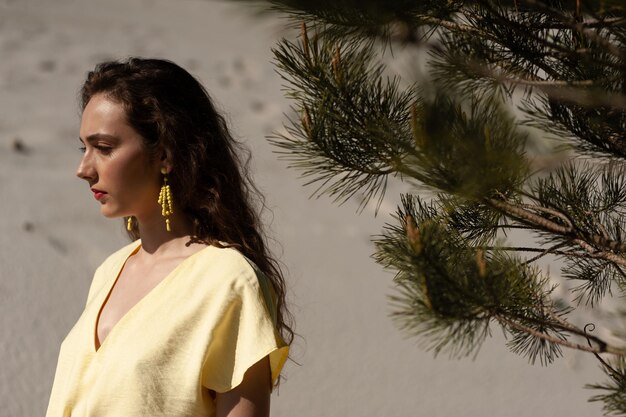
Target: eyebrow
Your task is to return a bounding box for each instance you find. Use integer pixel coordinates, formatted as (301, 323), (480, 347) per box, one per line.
(78, 133), (119, 143)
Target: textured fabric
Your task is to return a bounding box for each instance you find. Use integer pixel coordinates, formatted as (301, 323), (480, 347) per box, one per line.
(46, 240), (288, 417)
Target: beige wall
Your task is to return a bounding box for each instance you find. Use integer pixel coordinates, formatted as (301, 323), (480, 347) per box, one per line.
(0, 0), (604, 416)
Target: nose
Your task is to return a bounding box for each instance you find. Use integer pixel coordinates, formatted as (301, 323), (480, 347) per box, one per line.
(76, 151), (96, 183)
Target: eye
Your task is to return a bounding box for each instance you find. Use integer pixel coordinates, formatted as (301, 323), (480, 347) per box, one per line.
(96, 145), (113, 154)
(78, 146), (86, 153)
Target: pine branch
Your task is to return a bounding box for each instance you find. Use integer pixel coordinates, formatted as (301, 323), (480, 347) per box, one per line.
(520, 0), (626, 60)
(497, 315), (626, 356)
(236, 0), (626, 413)
(486, 197), (626, 276)
(587, 357), (626, 416)
(480, 245), (626, 262)
(487, 198), (573, 234)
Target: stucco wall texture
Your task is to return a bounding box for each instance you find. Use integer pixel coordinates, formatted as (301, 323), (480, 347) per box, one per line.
(0, 0), (605, 416)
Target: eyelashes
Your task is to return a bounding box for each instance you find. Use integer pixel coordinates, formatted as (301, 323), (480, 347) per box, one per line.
(95, 145), (113, 154)
(77, 145), (113, 154)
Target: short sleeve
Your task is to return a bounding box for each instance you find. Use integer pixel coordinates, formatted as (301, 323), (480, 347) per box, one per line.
(201, 262), (289, 393)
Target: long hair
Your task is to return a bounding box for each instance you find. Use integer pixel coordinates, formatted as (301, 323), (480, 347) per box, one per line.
(80, 57), (293, 348)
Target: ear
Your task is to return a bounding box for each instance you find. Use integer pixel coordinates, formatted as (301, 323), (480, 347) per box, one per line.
(159, 147), (173, 174)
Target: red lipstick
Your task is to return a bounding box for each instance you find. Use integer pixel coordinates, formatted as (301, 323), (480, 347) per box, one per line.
(91, 188), (107, 201)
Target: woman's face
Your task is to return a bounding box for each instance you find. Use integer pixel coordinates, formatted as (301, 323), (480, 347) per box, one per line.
(77, 94), (163, 219)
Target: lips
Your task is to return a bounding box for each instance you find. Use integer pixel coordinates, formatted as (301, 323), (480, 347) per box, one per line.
(91, 188), (107, 201)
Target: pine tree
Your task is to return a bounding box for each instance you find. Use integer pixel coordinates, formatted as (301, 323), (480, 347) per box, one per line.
(240, 1), (626, 413)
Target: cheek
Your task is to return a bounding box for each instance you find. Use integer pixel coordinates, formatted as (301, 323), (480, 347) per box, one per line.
(110, 154), (160, 197)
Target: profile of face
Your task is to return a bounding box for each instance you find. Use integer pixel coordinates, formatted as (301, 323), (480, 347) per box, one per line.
(76, 94), (165, 220)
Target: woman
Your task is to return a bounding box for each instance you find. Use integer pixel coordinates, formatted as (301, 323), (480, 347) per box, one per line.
(46, 58), (292, 417)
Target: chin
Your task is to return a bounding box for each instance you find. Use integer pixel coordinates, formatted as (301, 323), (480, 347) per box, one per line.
(99, 206), (121, 219)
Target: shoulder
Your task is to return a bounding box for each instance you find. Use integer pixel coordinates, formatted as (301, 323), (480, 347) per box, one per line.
(202, 245), (277, 321)
(197, 244), (259, 284)
(97, 239), (141, 272)
(198, 242), (256, 278)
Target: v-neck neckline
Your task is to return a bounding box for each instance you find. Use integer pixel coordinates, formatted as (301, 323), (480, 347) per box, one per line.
(92, 240), (212, 353)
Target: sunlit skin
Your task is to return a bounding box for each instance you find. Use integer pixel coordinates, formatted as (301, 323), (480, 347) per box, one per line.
(77, 94), (162, 221)
(76, 94), (271, 417)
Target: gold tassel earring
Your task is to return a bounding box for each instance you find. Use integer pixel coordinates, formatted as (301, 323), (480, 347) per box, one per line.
(157, 168), (174, 232)
(126, 216), (133, 231)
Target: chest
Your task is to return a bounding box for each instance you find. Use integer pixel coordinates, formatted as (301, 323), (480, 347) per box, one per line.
(95, 257), (183, 351)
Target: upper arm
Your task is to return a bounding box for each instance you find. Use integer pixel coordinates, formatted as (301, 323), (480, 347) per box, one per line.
(214, 356), (272, 417)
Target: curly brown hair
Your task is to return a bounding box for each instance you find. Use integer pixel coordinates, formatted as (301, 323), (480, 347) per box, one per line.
(80, 57), (294, 350)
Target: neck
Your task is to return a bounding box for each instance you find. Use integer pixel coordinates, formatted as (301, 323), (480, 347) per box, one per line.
(134, 209), (197, 255)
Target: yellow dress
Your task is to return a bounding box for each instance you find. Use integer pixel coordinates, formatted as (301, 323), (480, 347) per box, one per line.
(45, 240), (289, 417)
